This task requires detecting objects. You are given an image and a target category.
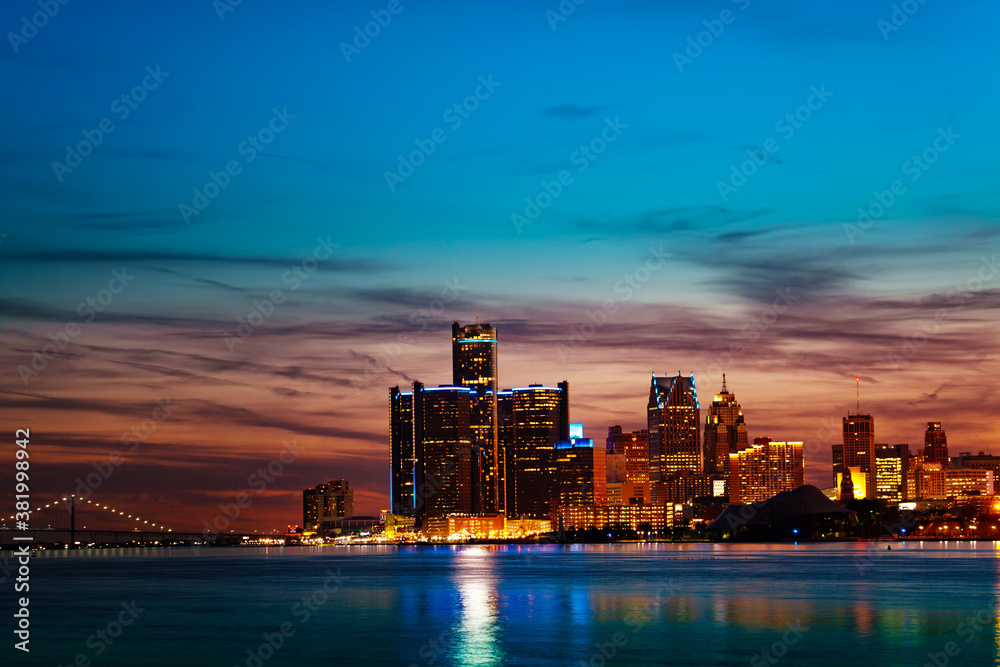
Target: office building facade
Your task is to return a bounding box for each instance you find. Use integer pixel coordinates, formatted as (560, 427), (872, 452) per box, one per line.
(647, 372), (701, 480)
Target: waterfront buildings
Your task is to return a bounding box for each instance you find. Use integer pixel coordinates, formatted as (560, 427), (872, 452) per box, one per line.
(303, 479), (354, 531)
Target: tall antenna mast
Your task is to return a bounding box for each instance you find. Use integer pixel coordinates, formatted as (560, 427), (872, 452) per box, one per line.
(722, 373), (728, 393)
(855, 377), (860, 414)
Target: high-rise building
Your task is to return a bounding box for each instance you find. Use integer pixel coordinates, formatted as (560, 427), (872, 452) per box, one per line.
(412, 382), (473, 527)
(389, 387), (415, 516)
(452, 322), (500, 514)
(505, 382), (569, 519)
(303, 480), (354, 531)
(729, 438), (804, 504)
(875, 444), (910, 502)
(555, 426), (607, 508)
(841, 413), (875, 502)
(647, 372), (700, 480)
(607, 425), (649, 484)
(702, 375), (748, 476)
(924, 422), (949, 467)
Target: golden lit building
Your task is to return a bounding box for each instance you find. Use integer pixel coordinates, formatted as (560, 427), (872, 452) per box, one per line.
(835, 467), (868, 501)
(729, 439), (804, 503)
(842, 414), (876, 500)
(557, 503), (676, 532)
(503, 383), (569, 519)
(424, 514), (506, 539)
(702, 375), (748, 476)
(875, 444), (909, 502)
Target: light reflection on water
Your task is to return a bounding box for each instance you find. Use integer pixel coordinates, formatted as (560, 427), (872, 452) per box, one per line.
(22, 542), (1000, 666)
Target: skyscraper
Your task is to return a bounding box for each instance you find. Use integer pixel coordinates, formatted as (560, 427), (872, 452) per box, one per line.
(452, 322), (500, 514)
(647, 372), (700, 480)
(842, 413), (876, 500)
(389, 387), (415, 516)
(412, 382), (473, 527)
(505, 382), (569, 519)
(924, 422), (949, 467)
(702, 375), (748, 475)
(555, 426), (607, 508)
(728, 438), (803, 504)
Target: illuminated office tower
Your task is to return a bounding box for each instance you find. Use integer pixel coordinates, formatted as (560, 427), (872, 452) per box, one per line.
(875, 444), (910, 502)
(842, 413), (876, 500)
(506, 382), (569, 519)
(498, 389), (513, 514)
(702, 375), (748, 475)
(555, 425), (607, 508)
(411, 382), (473, 527)
(389, 387), (415, 516)
(729, 437), (803, 503)
(452, 322), (500, 514)
(647, 372), (700, 480)
(923, 422), (949, 467)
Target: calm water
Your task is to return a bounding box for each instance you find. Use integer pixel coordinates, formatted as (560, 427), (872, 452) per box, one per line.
(8, 542), (1000, 666)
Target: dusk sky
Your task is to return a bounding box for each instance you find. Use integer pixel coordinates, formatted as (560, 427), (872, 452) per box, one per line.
(2, 0), (998, 531)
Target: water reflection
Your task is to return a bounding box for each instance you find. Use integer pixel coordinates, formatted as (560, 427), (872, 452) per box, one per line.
(452, 547), (503, 665)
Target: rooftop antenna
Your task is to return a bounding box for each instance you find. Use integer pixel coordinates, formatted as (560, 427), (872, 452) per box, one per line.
(722, 373), (728, 393)
(855, 377), (860, 415)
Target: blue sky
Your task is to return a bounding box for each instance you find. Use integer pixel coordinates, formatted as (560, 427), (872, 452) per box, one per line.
(1, 0), (998, 525)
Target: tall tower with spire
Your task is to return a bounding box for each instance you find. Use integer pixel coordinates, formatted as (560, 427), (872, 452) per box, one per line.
(839, 379), (875, 499)
(703, 374), (748, 475)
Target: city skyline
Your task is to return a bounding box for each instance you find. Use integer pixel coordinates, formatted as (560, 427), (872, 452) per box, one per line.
(1, 1), (998, 532)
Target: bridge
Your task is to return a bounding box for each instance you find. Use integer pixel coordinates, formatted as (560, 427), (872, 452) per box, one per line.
(0, 495), (209, 547)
